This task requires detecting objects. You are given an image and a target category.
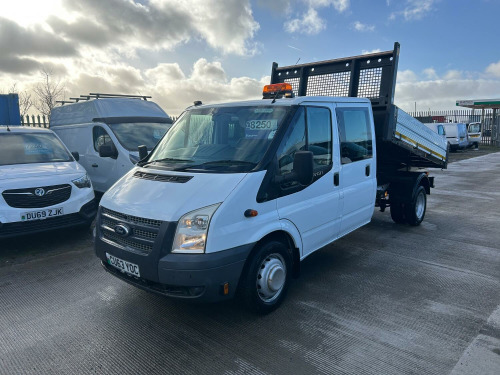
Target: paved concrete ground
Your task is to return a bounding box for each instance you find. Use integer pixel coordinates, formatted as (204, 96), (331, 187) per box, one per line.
(1, 153), (499, 375)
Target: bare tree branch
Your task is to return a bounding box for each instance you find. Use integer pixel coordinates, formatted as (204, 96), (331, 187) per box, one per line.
(8, 83), (33, 117)
(33, 68), (66, 117)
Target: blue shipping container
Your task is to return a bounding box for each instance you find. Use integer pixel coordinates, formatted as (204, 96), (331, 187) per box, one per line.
(0, 94), (21, 125)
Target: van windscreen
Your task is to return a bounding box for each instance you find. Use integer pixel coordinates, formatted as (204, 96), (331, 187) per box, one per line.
(146, 105), (291, 173)
(108, 122), (171, 151)
(0, 133), (73, 166)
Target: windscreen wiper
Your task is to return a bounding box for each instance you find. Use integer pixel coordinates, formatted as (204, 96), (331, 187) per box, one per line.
(138, 157), (194, 167)
(174, 160), (257, 171)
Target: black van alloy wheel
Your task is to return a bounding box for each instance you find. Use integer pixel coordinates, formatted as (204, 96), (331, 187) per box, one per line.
(239, 240), (292, 314)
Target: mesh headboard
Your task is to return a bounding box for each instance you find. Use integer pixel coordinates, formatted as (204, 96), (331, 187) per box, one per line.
(270, 42), (400, 108)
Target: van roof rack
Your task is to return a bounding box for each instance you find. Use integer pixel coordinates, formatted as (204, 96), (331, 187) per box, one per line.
(56, 93), (152, 105)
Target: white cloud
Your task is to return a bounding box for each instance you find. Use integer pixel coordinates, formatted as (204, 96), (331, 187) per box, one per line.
(390, 0), (435, 21)
(353, 21), (375, 32)
(486, 61), (500, 77)
(395, 66), (500, 111)
(284, 8), (326, 35)
(398, 69), (418, 83)
(362, 49), (382, 55)
(285, 0), (350, 34)
(2, 0), (261, 59)
(423, 68), (438, 80)
(443, 70), (463, 80)
(307, 0), (350, 13)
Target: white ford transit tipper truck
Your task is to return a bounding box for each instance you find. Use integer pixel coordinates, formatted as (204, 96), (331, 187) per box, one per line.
(0, 126), (96, 238)
(94, 44), (448, 313)
(50, 94), (172, 194)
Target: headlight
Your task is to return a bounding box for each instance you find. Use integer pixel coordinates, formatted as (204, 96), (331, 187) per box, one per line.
(72, 174), (92, 189)
(172, 203), (221, 254)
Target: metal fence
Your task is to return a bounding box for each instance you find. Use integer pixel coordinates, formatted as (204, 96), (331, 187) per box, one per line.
(409, 109), (499, 146)
(20, 114), (179, 129)
(20, 114), (49, 128)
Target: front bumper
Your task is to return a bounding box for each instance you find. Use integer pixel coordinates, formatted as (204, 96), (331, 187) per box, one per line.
(99, 244), (253, 302)
(0, 198), (97, 238)
(95, 205), (254, 302)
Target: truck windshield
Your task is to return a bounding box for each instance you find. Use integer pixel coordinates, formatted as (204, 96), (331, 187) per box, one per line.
(146, 105), (291, 172)
(108, 122), (171, 151)
(0, 132), (73, 166)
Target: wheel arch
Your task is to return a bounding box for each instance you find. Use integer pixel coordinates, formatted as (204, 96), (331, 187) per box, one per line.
(239, 230), (301, 292)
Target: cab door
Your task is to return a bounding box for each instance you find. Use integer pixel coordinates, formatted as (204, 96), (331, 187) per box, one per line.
(86, 125), (119, 193)
(335, 104), (376, 236)
(276, 104), (342, 258)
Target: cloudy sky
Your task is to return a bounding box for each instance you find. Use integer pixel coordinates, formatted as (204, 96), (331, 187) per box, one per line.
(1, 0), (499, 115)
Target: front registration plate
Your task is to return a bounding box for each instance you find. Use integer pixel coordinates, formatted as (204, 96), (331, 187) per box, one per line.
(21, 207), (64, 221)
(106, 253), (140, 277)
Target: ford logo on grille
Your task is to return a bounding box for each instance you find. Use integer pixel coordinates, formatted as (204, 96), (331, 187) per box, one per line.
(114, 224), (130, 237)
(34, 188), (45, 197)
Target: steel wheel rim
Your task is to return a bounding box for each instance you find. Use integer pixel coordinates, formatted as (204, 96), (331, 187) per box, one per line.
(415, 192), (425, 219)
(256, 253), (286, 303)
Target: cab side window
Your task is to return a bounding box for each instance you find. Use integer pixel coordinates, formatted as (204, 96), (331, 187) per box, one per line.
(307, 107), (332, 170)
(93, 126), (114, 152)
(336, 107), (372, 164)
(277, 106), (332, 177)
(277, 108), (306, 176)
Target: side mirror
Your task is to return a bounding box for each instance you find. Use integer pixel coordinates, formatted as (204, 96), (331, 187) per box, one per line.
(71, 151), (80, 161)
(293, 151), (314, 186)
(138, 145), (148, 161)
(99, 144), (118, 159)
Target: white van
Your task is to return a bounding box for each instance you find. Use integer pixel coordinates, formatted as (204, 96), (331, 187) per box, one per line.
(0, 126), (96, 238)
(467, 122), (482, 148)
(424, 123), (446, 139)
(51, 97), (172, 193)
(442, 123), (468, 151)
(94, 47), (446, 313)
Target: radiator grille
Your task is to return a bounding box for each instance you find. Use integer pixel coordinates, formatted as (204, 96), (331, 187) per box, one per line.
(100, 207), (161, 255)
(2, 184), (72, 208)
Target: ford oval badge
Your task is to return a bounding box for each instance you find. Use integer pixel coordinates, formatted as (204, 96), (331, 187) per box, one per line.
(114, 224), (130, 237)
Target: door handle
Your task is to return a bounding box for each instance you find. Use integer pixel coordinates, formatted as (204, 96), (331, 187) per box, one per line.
(92, 164), (98, 168)
(365, 164), (370, 176)
(334, 172), (340, 186)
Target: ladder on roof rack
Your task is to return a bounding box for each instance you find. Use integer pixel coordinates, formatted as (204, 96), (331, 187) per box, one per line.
(56, 93), (152, 105)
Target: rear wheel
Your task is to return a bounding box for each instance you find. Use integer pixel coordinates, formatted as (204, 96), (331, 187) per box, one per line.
(390, 202), (406, 224)
(239, 240), (292, 314)
(405, 186), (426, 226)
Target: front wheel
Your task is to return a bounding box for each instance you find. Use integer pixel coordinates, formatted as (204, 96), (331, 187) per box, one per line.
(405, 186), (427, 226)
(239, 240), (292, 314)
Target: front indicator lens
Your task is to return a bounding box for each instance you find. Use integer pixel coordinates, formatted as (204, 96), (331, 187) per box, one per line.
(172, 203), (221, 254)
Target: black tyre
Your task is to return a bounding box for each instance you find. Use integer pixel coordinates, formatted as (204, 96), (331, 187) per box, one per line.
(390, 202), (406, 224)
(239, 240), (292, 314)
(405, 186), (426, 226)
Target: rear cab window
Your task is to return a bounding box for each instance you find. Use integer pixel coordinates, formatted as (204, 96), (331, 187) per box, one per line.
(335, 107), (373, 164)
